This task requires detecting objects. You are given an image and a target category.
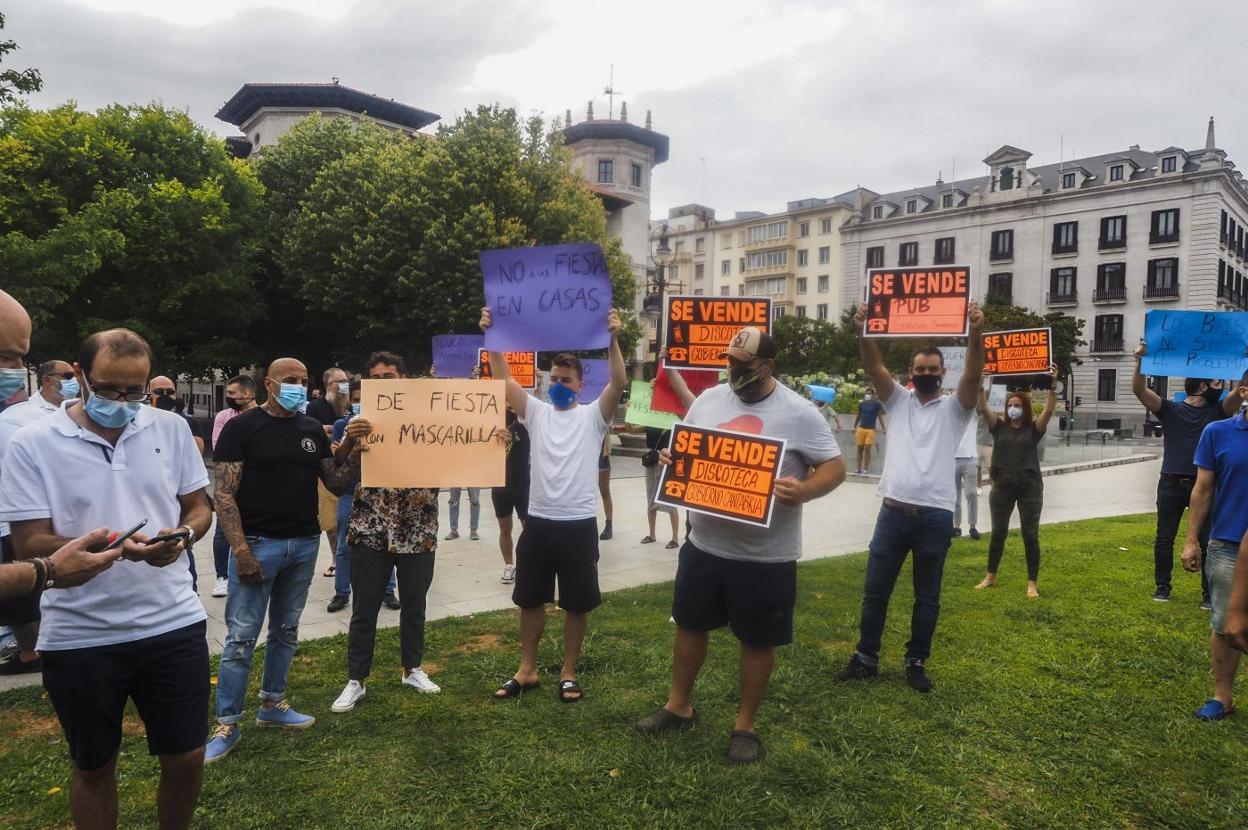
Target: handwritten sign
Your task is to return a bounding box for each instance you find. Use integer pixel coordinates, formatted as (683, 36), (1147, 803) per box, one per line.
(664, 296), (772, 370)
(1142, 310), (1248, 378)
(655, 423), (786, 527)
(988, 383), (1008, 410)
(432, 335), (484, 378)
(625, 381), (679, 430)
(863, 266), (971, 337)
(983, 327), (1052, 377)
(652, 361), (721, 415)
(480, 243), (612, 351)
(478, 350), (537, 389)
(805, 385), (836, 403)
(579, 359), (609, 403)
(942, 346), (967, 389)
(360, 379), (505, 488)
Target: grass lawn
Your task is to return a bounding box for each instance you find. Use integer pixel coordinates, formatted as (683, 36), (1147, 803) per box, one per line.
(2, 513), (1246, 829)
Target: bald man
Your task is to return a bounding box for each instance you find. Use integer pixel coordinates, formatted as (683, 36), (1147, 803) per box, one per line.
(151, 375), (204, 454)
(206, 357), (359, 763)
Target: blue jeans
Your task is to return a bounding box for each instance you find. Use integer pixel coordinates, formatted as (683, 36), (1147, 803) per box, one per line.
(334, 493), (395, 597)
(448, 487), (480, 532)
(215, 534), (319, 724)
(856, 503), (954, 662)
(213, 524), (231, 579)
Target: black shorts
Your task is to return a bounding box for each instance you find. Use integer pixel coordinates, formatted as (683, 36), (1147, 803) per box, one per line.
(513, 517), (601, 613)
(0, 534), (40, 626)
(598, 453), (611, 472)
(491, 486), (530, 521)
(672, 541), (797, 648)
(41, 620), (209, 771)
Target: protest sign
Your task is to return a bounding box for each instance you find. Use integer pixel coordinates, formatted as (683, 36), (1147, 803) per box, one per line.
(805, 385), (836, 403)
(987, 383), (1008, 410)
(1141, 310), (1248, 378)
(942, 346), (967, 389)
(983, 327), (1052, 377)
(478, 349), (537, 389)
(432, 334), (484, 378)
(624, 381), (679, 430)
(663, 296), (772, 370)
(655, 423), (786, 527)
(480, 242), (613, 352)
(862, 266), (971, 337)
(652, 361), (721, 415)
(360, 379), (506, 488)
(579, 359), (609, 402)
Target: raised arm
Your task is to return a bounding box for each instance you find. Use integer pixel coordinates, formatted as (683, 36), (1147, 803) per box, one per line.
(978, 386), (999, 430)
(479, 307), (530, 418)
(599, 309), (627, 424)
(957, 302), (986, 411)
(1034, 364), (1059, 434)
(1131, 343), (1162, 414)
(854, 304), (896, 402)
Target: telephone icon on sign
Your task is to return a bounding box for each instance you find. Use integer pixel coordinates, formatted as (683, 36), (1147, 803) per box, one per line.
(664, 481), (686, 498)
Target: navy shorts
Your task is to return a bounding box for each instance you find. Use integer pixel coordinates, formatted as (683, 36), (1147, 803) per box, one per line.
(491, 486), (530, 521)
(672, 541), (797, 648)
(513, 517), (601, 613)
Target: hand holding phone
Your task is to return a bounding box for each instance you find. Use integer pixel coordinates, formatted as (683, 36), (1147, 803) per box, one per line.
(104, 519), (148, 550)
(145, 529), (190, 546)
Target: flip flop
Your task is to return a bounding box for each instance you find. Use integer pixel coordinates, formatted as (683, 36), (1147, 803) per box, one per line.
(665, 540), (679, 549)
(640, 535), (656, 544)
(558, 679), (584, 703)
(493, 677), (540, 699)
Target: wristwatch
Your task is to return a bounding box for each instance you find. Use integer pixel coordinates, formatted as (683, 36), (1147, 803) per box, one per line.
(179, 525), (196, 545)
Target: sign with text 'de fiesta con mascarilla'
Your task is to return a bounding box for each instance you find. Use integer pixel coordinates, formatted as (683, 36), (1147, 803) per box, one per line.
(359, 379), (506, 488)
(478, 349), (537, 389)
(863, 266), (971, 337)
(480, 242), (613, 352)
(655, 423), (786, 527)
(1142, 310), (1248, 379)
(983, 327), (1052, 377)
(663, 296), (772, 370)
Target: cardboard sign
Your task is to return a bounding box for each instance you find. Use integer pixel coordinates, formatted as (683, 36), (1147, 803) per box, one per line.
(480, 242), (613, 352)
(805, 385), (836, 403)
(942, 346), (967, 390)
(579, 358), (610, 403)
(652, 361), (721, 415)
(663, 296), (772, 370)
(624, 380), (679, 430)
(432, 334), (484, 378)
(360, 379), (506, 488)
(983, 327), (1052, 377)
(655, 423), (786, 527)
(988, 383), (1008, 410)
(1142, 310), (1248, 378)
(863, 266), (971, 337)
(478, 349), (537, 389)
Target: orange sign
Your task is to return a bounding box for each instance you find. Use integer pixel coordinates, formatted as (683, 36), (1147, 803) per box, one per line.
(863, 266), (971, 337)
(664, 296), (772, 370)
(478, 349), (537, 389)
(360, 379), (506, 488)
(654, 423), (786, 527)
(983, 327), (1052, 376)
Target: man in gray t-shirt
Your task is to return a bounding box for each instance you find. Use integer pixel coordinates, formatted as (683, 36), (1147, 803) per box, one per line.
(636, 327), (845, 765)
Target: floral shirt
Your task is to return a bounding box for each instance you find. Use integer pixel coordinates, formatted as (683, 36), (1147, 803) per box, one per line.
(346, 486), (439, 554)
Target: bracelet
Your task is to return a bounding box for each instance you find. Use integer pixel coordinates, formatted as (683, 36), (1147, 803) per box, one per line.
(179, 525), (196, 544)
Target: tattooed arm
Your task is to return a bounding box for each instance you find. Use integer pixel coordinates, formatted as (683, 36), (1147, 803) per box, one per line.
(214, 461), (263, 585)
(320, 455), (360, 497)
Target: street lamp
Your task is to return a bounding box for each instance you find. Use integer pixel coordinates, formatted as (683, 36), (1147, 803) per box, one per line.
(646, 224), (676, 317)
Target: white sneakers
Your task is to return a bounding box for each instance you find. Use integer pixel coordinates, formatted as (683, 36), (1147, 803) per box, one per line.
(402, 667), (440, 693)
(332, 680), (366, 713)
(501, 565), (516, 584)
(211, 577), (228, 598)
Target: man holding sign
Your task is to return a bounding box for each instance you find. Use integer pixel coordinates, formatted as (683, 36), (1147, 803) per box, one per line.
(636, 327), (845, 765)
(479, 305), (627, 704)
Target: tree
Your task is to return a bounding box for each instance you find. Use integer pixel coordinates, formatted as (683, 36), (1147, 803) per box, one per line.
(0, 13), (41, 104)
(257, 106), (639, 371)
(0, 103), (264, 376)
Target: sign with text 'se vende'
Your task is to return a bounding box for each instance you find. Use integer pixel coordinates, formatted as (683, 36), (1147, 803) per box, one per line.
(664, 296), (772, 370)
(1142, 310), (1248, 378)
(862, 266), (971, 337)
(983, 327), (1052, 377)
(360, 379), (506, 488)
(480, 242), (613, 352)
(477, 349), (537, 389)
(655, 422), (786, 527)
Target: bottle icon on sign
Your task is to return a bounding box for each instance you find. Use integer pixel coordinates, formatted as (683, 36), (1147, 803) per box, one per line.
(675, 457), (687, 477)
(673, 327), (685, 344)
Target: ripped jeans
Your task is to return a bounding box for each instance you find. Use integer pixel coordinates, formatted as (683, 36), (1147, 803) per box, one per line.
(215, 534), (320, 725)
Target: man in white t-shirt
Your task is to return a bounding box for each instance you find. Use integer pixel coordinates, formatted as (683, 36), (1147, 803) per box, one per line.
(839, 302), (984, 693)
(0, 327), (213, 829)
(479, 306), (626, 704)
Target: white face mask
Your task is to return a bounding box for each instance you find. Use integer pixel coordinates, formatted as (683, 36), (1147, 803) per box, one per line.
(1007, 406), (1024, 421)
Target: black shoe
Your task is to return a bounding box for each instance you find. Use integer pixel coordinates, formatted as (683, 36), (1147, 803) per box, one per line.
(968, 527), (981, 541)
(1153, 586), (1171, 602)
(952, 527), (962, 537)
(1201, 596), (1213, 611)
(599, 522), (613, 541)
(382, 592), (401, 611)
(326, 594), (349, 613)
(905, 659), (933, 693)
(836, 653), (878, 681)
(0, 654), (43, 675)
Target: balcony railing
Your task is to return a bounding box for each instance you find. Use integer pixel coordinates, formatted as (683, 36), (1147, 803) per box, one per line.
(1091, 338), (1125, 353)
(1046, 290), (1078, 306)
(1052, 242), (1078, 255)
(1149, 232), (1179, 245)
(1098, 237), (1126, 250)
(1092, 286), (1128, 303)
(989, 249), (1013, 262)
(985, 290), (1013, 306)
(1143, 283), (1181, 301)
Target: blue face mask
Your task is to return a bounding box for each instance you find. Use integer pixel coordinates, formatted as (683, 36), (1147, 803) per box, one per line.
(60, 377), (81, 398)
(0, 367), (25, 400)
(273, 382), (307, 412)
(548, 381), (578, 410)
(84, 391), (142, 429)
(351, 403), (361, 416)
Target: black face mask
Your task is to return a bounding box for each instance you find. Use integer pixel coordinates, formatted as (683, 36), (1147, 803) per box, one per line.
(154, 395), (176, 411)
(226, 397), (249, 410)
(1203, 387), (1223, 405)
(729, 364), (766, 400)
(911, 374), (942, 395)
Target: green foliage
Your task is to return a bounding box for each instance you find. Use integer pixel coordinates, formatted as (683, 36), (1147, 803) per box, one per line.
(0, 13), (41, 104)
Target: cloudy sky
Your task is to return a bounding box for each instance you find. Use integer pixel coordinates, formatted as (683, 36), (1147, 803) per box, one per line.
(5, 0), (1245, 218)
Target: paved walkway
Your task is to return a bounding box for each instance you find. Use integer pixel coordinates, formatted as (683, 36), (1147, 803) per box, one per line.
(0, 455), (1162, 692)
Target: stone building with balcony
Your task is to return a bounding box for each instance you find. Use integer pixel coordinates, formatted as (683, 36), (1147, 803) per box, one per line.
(838, 119), (1248, 431)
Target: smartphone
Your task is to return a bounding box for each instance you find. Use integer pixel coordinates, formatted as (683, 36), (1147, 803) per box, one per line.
(145, 529), (191, 546)
(104, 518), (148, 550)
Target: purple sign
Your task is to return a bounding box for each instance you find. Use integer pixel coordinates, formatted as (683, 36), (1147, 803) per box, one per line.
(480, 243), (613, 352)
(579, 359), (610, 403)
(432, 334), (484, 378)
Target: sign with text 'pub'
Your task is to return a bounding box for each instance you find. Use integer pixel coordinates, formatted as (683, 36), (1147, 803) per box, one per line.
(862, 266), (971, 337)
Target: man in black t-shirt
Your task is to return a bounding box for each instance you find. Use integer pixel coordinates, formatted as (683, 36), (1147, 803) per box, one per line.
(205, 357), (358, 764)
(491, 407), (531, 584)
(1133, 344), (1243, 604)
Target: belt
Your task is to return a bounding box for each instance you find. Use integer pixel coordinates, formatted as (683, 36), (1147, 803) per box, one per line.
(883, 497), (925, 516)
(1160, 473), (1197, 485)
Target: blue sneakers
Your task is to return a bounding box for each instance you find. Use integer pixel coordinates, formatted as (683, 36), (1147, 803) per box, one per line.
(1195, 699), (1236, 721)
(204, 724), (241, 764)
(256, 699), (316, 729)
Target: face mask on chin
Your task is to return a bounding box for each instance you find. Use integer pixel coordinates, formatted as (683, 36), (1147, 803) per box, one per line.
(910, 374), (941, 395)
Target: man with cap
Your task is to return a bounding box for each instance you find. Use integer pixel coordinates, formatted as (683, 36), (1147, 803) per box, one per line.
(636, 326), (846, 765)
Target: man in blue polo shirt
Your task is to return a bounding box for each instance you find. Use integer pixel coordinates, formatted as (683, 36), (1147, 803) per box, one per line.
(1181, 378), (1248, 721)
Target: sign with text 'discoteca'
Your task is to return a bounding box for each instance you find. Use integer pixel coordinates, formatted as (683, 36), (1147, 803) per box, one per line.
(863, 266), (971, 337)
(983, 327), (1052, 377)
(655, 423), (786, 527)
(360, 379), (506, 488)
(478, 349), (537, 389)
(663, 296), (772, 370)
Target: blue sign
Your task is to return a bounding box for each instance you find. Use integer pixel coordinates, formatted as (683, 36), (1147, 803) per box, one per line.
(1142, 310), (1248, 378)
(480, 243), (613, 352)
(432, 335), (484, 378)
